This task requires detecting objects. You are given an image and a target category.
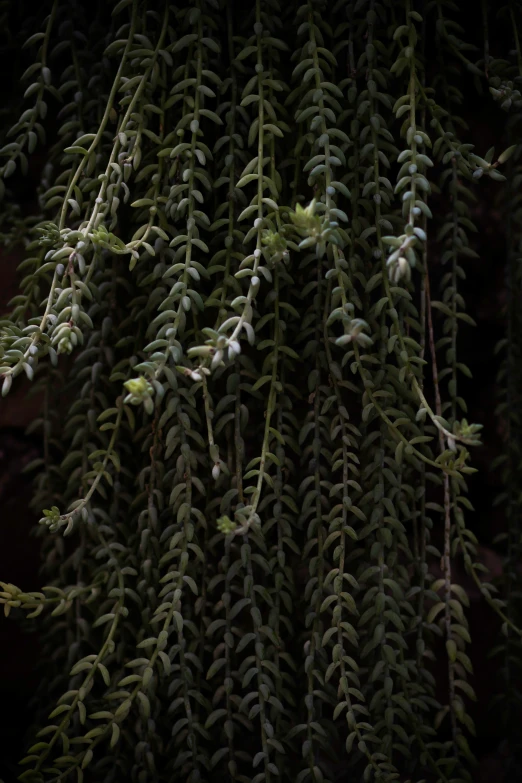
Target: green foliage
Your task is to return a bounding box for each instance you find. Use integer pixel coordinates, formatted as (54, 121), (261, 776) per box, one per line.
(0, 0), (522, 780)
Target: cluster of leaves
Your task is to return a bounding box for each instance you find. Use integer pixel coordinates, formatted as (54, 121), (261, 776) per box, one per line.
(1, 0), (522, 781)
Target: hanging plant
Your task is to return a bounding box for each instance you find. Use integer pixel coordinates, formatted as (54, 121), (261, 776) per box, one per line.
(1, 0), (522, 781)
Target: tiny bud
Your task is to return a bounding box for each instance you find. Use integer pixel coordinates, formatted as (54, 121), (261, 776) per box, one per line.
(212, 464), (220, 480)
(254, 218), (263, 228)
(56, 263), (65, 276)
(217, 514), (237, 534)
(211, 350), (224, 369)
(251, 276), (260, 288)
(228, 342), (240, 360)
(326, 186), (335, 196)
(23, 362), (34, 380)
(396, 256), (411, 283)
(254, 248), (261, 258)
(1, 374), (12, 397)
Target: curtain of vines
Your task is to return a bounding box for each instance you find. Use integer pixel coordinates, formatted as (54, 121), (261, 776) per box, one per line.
(0, 0), (521, 781)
